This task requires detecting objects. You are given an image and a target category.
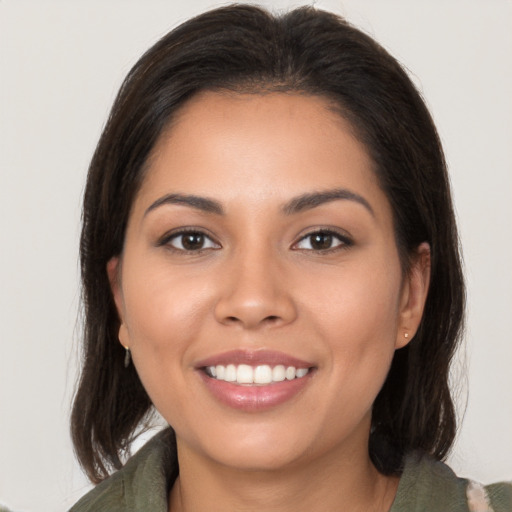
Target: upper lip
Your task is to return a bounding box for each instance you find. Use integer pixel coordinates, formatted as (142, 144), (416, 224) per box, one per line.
(195, 349), (314, 369)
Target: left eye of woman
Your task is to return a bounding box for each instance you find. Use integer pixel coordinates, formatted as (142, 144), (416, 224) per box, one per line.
(293, 230), (351, 252)
(164, 231), (220, 252)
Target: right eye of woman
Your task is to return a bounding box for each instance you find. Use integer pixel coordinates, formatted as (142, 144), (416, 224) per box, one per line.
(292, 228), (353, 253)
(160, 230), (220, 252)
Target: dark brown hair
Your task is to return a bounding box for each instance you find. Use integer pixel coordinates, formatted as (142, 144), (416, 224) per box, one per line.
(72, 4), (465, 483)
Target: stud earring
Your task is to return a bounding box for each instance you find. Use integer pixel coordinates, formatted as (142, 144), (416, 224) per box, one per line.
(124, 346), (131, 368)
(404, 332), (409, 339)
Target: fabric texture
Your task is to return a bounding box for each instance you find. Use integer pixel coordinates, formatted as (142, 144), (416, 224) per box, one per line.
(69, 429), (512, 512)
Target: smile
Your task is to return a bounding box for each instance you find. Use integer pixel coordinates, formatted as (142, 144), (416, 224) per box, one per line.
(196, 351), (316, 411)
(204, 364), (311, 385)
(195, 350), (316, 411)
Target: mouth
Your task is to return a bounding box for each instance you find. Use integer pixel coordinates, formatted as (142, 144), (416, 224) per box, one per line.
(195, 350), (316, 411)
(202, 364), (312, 385)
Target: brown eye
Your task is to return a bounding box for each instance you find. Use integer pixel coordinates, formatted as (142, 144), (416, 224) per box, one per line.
(294, 230), (351, 252)
(166, 231), (219, 251)
(182, 233), (205, 250)
(310, 233), (334, 250)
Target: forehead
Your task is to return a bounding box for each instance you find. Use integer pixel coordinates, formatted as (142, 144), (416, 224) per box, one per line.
(136, 91), (384, 213)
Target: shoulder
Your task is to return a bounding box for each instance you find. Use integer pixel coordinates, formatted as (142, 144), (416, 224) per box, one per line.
(68, 429), (178, 512)
(391, 451), (512, 512)
(470, 480), (512, 512)
(68, 469), (125, 512)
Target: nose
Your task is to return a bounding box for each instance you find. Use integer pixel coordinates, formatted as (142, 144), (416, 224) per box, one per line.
(214, 246), (298, 330)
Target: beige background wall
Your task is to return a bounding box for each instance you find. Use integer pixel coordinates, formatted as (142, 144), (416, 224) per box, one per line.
(1, 1), (511, 510)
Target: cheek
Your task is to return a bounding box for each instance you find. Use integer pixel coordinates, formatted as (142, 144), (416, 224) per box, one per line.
(297, 271), (401, 442)
(302, 260), (402, 387)
(119, 259), (215, 404)
(122, 261), (210, 348)
(304, 256), (402, 334)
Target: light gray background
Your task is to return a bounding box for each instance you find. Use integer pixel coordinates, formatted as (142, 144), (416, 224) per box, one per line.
(1, 1), (511, 510)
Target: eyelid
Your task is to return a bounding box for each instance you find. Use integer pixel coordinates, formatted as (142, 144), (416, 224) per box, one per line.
(157, 227), (221, 252)
(156, 226), (351, 253)
(291, 227), (353, 252)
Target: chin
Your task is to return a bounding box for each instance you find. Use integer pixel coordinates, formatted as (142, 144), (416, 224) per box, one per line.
(175, 412), (349, 474)
(174, 417), (313, 471)
(207, 441), (305, 472)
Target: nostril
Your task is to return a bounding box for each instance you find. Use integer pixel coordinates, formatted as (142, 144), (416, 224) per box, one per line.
(223, 314), (281, 325)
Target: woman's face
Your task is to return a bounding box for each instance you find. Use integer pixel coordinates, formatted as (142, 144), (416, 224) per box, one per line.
(109, 92), (429, 471)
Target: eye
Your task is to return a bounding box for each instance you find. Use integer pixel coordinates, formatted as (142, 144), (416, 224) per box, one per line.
(162, 230), (220, 252)
(293, 230), (351, 252)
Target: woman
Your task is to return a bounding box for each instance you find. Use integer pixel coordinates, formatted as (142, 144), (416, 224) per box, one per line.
(69, 5), (511, 511)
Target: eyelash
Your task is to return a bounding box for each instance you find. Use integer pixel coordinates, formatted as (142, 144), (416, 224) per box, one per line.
(158, 228), (353, 254)
(158, 228), (221, 254)
(292, 229), (353, 254)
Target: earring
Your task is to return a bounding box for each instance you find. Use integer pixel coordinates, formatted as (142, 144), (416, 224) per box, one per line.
(124, 346), (131, 368)
(404, 332), (409, 339)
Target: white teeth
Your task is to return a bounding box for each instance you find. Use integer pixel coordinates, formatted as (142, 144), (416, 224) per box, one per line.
(254, 365), (273, 384)
(285, 366), (296, 380)
(205, 363), (310, 385)
(225, 364), (237, 382)
(215, 365), (225, 380)
(237, 364), (253, 384)
(272, 365), (286, 382)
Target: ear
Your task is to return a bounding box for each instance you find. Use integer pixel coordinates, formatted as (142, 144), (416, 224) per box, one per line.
(107, 256), (130, 349)
(396, 242), (431, 349)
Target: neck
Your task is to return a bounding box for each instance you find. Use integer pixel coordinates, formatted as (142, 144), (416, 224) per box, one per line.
(169, 434), (399, 512)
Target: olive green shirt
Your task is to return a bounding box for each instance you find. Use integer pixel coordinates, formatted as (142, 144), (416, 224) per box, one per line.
(70, 431), (511, 512)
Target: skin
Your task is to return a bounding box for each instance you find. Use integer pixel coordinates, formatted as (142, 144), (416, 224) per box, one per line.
(108, 91), (431, 512)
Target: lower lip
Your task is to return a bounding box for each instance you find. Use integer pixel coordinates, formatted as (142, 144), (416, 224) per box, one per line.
(198, 371), (314, 412)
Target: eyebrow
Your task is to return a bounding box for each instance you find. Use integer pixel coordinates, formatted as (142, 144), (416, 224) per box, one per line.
(282, 188), (374, 216)
(144, 188), (374, 218)
(145, 193), (224, 217)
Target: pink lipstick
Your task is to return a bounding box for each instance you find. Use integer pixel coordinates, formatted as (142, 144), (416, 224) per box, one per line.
(195, 350), (315, 412)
